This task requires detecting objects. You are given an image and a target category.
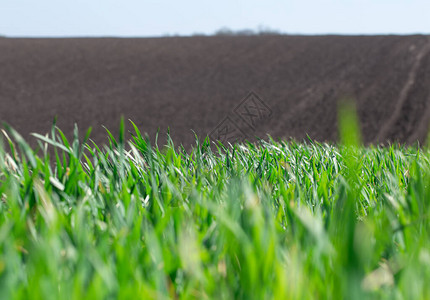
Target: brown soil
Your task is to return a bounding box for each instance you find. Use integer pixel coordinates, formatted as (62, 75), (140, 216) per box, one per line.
(1, 35), (430, 149)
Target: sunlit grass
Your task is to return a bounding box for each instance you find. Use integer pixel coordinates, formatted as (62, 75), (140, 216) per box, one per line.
(0, 116), (430, 299)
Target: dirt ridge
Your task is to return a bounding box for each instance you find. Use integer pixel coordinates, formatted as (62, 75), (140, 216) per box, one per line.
(374, 37), (430, 144)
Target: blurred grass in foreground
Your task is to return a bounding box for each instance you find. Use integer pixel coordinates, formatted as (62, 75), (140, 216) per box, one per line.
(0, 114), (430, 299)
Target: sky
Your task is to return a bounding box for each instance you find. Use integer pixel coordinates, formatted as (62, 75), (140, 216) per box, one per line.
(0, 0), (429, 37)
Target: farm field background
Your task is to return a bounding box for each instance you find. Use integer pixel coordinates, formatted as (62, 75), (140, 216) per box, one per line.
(1, 35), (430, 147)
(1, 113), (430, 299)
(2, 33), (430, 299)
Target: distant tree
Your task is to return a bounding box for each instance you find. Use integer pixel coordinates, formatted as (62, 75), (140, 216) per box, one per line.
(214, 26), (282, 36)
(235, 29), (256, 36)
(162, 26), (282, 38)
(214, 27), (235, 36)
(256, 25), (282, 35)
(191, 32), (207, 37)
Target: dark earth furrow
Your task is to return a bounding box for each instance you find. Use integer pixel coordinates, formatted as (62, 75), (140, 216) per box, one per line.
(0, 35), (429, 148)
(374, 38), (430, 144)
(406, 43), (430, 144)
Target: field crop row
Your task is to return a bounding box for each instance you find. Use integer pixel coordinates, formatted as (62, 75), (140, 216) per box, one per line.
(0, 116), (430, 299)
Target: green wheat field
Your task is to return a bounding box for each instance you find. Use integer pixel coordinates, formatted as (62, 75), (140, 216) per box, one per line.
(1, 108), (430, 299)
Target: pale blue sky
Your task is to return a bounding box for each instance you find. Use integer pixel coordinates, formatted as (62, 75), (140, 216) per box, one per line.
(0, 0), (429, 37)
